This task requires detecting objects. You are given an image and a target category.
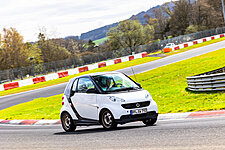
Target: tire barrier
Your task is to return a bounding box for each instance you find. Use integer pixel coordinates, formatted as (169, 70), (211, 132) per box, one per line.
(187, 66), (225, 92)
(78, 66), (89, 73)
(58, 71), (69, 78)
(174, 46), (180, 50)
(141, 52), (148, 58)
(33, 76), (46, 84)
(98, 62), (106, 68)
(114, 59), (122, 64)
(129, 56), (134, 61)
(3, 82), (19, 90)
(184, 43), (188, 48)
(193, 41), (198, 45)
(163, 48), (172, 53)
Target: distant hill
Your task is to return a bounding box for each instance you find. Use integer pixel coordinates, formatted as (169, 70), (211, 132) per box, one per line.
(80, 22), (118, 42)
(78, 2), (175, 41)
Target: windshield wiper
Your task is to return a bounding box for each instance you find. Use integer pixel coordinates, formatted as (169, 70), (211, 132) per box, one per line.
(110, 87), (140, 92)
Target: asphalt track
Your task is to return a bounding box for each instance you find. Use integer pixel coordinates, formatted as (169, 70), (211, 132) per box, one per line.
(1, 116), (225, 149)
(1, 40), (225, 110)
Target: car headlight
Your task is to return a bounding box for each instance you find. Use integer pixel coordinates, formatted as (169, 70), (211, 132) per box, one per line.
(108, 96), (125, 102)
(145, 92), (152, 100)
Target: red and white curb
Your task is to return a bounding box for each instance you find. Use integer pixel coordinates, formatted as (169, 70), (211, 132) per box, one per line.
(1, 110), (225, 125)
(0, 119), (61, 125)
(159, 110), (225, 120)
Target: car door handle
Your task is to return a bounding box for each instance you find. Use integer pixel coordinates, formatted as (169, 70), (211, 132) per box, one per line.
(91, 104), (99, 108)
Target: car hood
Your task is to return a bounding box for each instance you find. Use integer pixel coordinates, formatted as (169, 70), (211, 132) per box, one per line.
(108, 90), (150, 103)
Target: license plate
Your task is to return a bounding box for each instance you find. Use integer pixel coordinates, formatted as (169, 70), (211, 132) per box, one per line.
(130, 108), (147, 115)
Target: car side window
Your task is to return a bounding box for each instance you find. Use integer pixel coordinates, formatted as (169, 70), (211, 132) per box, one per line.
(71, 79), (78, 92)
(77, 78), (95, 93)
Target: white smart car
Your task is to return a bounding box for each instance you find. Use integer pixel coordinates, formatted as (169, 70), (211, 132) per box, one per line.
(60, 72), (158, 132)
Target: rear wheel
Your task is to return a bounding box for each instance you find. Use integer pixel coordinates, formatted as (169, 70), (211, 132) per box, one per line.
(61, 112), (76, 132)
(101, 110), (117, 129)
(143, 118), (157, 126)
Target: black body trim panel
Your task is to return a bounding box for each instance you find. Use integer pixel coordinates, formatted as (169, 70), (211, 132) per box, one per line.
(73, 119), (100, 126)
(121, 101), (150, 109)
(115, 111), (158, 124)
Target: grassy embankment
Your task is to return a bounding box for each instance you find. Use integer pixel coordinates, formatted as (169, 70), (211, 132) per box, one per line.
(93, 37), (108, 45)
(0, 49), (224, 119)
(1, 37), (225, 97)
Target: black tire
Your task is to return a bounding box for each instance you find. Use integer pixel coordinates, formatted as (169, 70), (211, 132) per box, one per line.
(101, 110), (117, 129)
(143, 118), (157, 126)
(61, 112), (76, 132)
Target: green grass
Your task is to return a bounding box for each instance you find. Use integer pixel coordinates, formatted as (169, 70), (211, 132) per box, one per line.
(0, 57), (159, 96)
(131, 49), (225, 114)
(93, 37), (108, 45)
(0, 49), (224, 119)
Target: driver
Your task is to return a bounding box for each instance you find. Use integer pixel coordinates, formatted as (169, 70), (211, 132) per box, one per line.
(105, 78), (112, 89)
(99, 77), (113, 91)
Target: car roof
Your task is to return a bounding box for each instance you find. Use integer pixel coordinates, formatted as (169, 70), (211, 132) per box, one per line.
(70, 71), (122, 81)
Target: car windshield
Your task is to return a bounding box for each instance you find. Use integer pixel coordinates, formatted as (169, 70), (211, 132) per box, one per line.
(92, 73), (140, 92)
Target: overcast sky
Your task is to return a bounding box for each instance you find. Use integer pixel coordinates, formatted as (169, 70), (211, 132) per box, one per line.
(0, 0), (173, 42)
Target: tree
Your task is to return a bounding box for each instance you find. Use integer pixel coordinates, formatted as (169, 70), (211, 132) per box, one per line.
(106, 20), (154, 53)
(153, 8), (170, 39)
(51, 37), (87, 54)
(185, 25), (198, 34)
(24, 42), (43, 64)
(170, 0), (192, 36)
(143, 24), (155, 43)
(37, 33), (71, 62)
(205, 0), (224, 27)
(87, 39), (95, 52)
(0, 28), (29, 70)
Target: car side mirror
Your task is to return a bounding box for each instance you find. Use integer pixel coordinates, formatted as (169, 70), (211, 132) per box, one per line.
(86, 88), (98, 94)
(70, 91), (75, 97)
(136, 83), (142, 88)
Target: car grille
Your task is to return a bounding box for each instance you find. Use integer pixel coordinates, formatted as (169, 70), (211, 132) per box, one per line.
(121, 101), (150, 109)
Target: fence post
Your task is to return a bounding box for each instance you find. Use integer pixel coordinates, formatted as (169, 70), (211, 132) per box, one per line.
(64, 60), (67, 70)
(9, 69), (12, 82)
(19, 68), (23, 80)
(72, 58), (76, 68)
(0, 71), (1, 83)
(54, 62), (57, 72)
(112, 51), (115, 59)
(43, 63), (46, 75)
(97, 53), (100, 62)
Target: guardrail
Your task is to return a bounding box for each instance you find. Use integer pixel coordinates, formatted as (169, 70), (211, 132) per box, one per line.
(187, 67), (225, 92)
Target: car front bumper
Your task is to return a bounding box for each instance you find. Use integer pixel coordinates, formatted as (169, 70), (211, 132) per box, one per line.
(115, 111), (158, 124)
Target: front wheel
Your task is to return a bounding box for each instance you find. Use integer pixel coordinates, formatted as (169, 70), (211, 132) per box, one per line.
(101, 110), (117, 129)
(61, 112), (76, 132)
(143, 118), (157, 126)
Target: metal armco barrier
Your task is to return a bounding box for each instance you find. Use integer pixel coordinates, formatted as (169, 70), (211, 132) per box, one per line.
(187, 67), (225, 92)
